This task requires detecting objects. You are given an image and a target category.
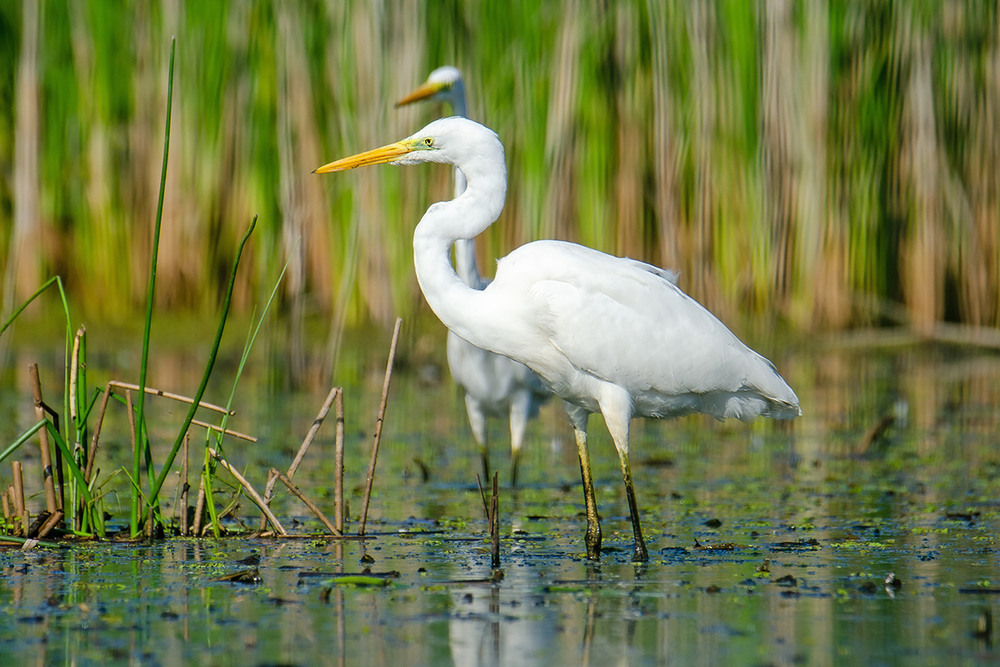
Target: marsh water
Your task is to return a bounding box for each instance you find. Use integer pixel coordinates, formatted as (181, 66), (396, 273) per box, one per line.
(1, 326), (998, 666)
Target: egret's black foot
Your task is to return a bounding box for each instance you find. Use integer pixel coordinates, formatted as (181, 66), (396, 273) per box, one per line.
(632, 541), (649, 563)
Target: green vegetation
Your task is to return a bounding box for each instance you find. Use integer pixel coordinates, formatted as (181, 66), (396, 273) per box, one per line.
(2, 1), (998, 333)
(0, 41), (270, 540)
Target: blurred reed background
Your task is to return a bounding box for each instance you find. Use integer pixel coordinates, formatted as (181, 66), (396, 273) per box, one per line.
(1, 1), (998, 338)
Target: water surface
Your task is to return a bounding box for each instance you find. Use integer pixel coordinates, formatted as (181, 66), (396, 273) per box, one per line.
(1, 331), (998, 665)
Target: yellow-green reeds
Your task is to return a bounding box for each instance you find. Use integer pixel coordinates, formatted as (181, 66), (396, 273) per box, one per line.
(2, 1), (998, 339)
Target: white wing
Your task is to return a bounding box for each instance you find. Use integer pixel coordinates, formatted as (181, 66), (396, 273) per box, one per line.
(491, 240), (799, 421)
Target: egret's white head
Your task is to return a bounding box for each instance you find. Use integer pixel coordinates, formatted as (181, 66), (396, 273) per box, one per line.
(314, 117), (504, 178)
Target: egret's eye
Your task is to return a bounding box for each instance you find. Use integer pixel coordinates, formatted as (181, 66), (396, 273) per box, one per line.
(423, 137), (434, 147)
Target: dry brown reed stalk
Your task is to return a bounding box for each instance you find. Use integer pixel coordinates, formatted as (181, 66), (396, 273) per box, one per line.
(12, 462), (27, 536)
(271, 469), (339, 536)
(193, 476), (206, 537)
(70, 327), (85, 425)
(37, 510), (64, 539)
(762, 0), (794, 308)
(83, 379), (246, 530)
(358, 318), (402, 537)
(335, 387), (345, 533)
(900, 12), (944, 335)
(207, 448), (286, 536)
(84, 384), (114, 488)
(647, 1), (682, 274)
(543, 0), (581, 243)
(612, 1), (644, 261)
(343, 3), (395, 327)
(108, 381), (233, 415)
(7, 0), (41, 309)
(259, 385), (340, 530)
(29, 364), (58, 516)
(1, 491), (9, 523)
(189, 420), (256, 443)
(686, 0), (719, 311)
(797, 5), (836, 330)
(275, 3), (333, 377)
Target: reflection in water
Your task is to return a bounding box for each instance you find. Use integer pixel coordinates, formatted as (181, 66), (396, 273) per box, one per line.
(447, 562), (558, 667)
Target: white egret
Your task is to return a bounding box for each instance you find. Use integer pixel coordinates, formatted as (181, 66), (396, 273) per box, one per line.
(315, 117), (801, 563)
(397, 66), (549, 487)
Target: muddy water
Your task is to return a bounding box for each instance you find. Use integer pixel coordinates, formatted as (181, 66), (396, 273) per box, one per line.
(1, 333), (998, 665)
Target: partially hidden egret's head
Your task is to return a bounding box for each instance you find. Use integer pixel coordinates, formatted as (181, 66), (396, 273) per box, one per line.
(313, 116), (502, 175)
(396, 65), (465, 109)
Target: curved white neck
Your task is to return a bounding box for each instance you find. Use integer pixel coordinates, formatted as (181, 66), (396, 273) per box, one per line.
(413, 161), (505, 347)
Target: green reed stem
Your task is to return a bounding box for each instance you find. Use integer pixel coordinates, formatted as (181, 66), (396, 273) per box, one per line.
(0, 420), (47, 465)
(200, 445), (221, 537)
(146, 215), (257, 532)
(132, 37), (176, 537)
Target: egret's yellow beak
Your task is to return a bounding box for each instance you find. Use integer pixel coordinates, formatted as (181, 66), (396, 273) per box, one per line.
(313, 140), (413, 174)
(395, 80), (446, 108)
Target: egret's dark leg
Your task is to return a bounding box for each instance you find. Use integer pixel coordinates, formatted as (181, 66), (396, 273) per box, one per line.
(565, 403), (601, 559)
(600, 396), (648, 562)
(574, 426), (602, 560)
(510, 453), (520, 489)
(618, 449), (648, 563)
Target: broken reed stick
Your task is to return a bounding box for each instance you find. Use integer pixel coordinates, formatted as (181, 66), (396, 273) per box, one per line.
(334, 387), (345, 533)
(84, 383), (114, 486)
(358, 317), (402, 537)
(290, 386), (340, 477)
(207, 447), (286, 536)
(193, 475), (206, 537)
(108, 381), (233, 415)
(85, 380), (236, 488)
(258, 385), (340, 531)
(70, 327), (84, 424)
(28, 364), (57, 515)
(37, 509), (63, 538)
(190, 419), (257, 442)
(12, 461), (27, 536)
(271, 468), (340, 535)
(79, 382), (116, 533)
(262, 386), (339, 504)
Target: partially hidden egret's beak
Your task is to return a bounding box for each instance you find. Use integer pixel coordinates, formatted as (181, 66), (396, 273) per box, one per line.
(313, 140), (414, 174)
(395, 80), (446, 108)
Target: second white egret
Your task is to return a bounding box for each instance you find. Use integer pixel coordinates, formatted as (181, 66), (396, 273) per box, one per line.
(397, 66), (549, 487)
